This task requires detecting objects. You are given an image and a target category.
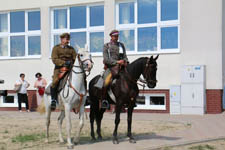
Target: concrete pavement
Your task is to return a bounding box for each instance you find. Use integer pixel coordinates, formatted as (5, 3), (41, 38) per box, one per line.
(73, 112), (225, 150)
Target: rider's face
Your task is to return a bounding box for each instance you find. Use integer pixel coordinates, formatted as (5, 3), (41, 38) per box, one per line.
(61, 38), (70, 46)
(111, 35), (119, 42)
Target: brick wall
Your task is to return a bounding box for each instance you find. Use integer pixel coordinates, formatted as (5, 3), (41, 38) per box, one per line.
(1, 89), (223, 114)
(0, 90), (37, 111)
(206, 89), (223, 114)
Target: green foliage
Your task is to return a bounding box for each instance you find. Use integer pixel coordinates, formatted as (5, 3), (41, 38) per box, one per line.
(189, 144), (215, 150)
(11, 133), (45, 143)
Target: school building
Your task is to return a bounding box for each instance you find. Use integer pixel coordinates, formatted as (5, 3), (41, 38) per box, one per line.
(0, 0), (224, 114)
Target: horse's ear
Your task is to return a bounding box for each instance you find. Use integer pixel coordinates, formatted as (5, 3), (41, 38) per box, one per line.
(85, 44), (89, 52)
(75, 44), (81, 51)
(150, 56), (154, 62)
(154, 54), (159, 60)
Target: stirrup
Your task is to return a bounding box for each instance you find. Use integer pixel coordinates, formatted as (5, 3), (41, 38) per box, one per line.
(51, 100), (57, 111)
(101, 100), (109, 109)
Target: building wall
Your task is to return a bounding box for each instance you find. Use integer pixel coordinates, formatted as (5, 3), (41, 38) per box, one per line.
(223, 0), (225, 87)
(0, 0), (223, 113)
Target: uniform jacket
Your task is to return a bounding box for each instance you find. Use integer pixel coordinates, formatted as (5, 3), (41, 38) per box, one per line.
(51, 44), (77, 68)
(103, 41), (128, 67)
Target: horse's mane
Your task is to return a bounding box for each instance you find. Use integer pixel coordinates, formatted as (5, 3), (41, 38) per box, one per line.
(126, 57), (148, 80)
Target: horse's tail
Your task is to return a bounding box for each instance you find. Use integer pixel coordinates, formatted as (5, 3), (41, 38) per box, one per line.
(37, 96), (46, 114)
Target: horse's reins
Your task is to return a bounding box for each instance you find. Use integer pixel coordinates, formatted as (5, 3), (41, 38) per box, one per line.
(63, 54), (92, 113)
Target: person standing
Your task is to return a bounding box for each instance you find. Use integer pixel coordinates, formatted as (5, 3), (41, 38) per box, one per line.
(15, 73), (30, 112)
(34, 72), (47, 106)
(50, 33), (77, 110)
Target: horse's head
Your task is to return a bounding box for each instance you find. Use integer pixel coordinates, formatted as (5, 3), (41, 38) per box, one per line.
(142, 55), (159, 88)
(76, 44), (93, 73)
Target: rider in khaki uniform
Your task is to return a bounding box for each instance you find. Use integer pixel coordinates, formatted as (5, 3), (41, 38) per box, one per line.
(101, 29), (129, 108)
(50, 33), (77, 110)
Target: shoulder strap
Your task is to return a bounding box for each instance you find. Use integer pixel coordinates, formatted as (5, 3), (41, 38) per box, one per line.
(107, 43), (111, 58)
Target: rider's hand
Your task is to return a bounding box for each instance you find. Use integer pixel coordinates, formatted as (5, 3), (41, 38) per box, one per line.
(117, 60), (124, 65)
(65, 60), (71, 66)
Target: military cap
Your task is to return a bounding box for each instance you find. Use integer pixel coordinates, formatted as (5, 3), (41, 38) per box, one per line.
(60, 33), (70, 39)
(109, 29), (119, 36)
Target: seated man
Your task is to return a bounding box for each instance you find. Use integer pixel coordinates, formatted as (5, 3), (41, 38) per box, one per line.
(101, 30), (129, 109)
(50, 33), (77, 110)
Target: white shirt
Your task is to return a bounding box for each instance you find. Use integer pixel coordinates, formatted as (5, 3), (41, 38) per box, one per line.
(16, 79), (29, 94)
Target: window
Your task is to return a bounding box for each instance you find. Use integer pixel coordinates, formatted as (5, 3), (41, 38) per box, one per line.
(0, 93), (25, 107)
(136, 93), (166, 110)
(0, 10), (41, 59)
(51, 5), (104, 54)
(116, 0), (179, 54)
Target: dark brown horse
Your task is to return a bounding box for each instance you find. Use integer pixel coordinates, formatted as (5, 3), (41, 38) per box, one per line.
(88, 55), (159, 144)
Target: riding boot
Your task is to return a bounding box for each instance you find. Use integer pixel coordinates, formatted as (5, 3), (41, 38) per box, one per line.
(101, 86), (109, 109)
(50, 86), (58, 111)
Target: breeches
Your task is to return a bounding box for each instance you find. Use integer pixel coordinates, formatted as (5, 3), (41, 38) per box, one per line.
(52, 69), (60, 88)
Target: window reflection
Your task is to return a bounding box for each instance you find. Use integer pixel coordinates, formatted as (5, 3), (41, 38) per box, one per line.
(54, 34), (60, 45)
(10, 11), (25, 33)
(119, 2), (134, 24)
(161, 27), (178, 49)
(90, 6), (104, 26)
(28, 36), (41, 55)
(138, 0), (157, 24)
(138, 27), (157, 51)
(54, 9), (67, 29)
(0, 37), (8, 56)
(70, 32), (86, 50)
(70, 6), (86, 29)
(28, 11), (40, 31)
(10, 36), (25, 57)
(0, 14), (8, 32)
(161, 0), (178, 21)
(90, 32), (104, 52)
(119, 30), (134, 51)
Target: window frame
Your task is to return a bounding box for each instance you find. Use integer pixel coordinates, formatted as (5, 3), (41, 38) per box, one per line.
(116, 0), (180, 55)
(0, 93), (26, 107)
(135, 93), (166, 110)
(0, 10), (41, 60)
(50, 4), (104, 56)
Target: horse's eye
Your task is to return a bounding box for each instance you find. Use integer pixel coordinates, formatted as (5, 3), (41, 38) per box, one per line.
(80, 54), (83, 57)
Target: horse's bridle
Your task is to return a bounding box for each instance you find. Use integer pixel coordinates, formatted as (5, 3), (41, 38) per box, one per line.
(63, 54), (93, 113)
(139, 58), (158, 84)
(72, 54), (93, 76)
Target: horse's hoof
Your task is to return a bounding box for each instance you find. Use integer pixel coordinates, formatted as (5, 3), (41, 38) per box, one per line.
(74, 141), (79, 145)
(129, 138), (136, 143)
(91, 137), (96, 142)
(45, 139), (49, 143)
(112, 139), (119, 144)
(67, 145), (74, 149)
(97, 136), (102, 140)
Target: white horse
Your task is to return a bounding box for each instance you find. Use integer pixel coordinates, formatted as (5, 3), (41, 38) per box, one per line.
(43, 46), (93, 149)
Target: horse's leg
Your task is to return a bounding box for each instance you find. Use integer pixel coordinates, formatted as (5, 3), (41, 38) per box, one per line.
(65, 103), (73, 149)
(113, 104), (122, 144)
(58, 110), (65, 143)
(45, 101), (51, 143)
(74, 105), (85, 145)
(90, 104), (96, 141)
(96, 109), (105, 140)
(127, 106), (136, 143)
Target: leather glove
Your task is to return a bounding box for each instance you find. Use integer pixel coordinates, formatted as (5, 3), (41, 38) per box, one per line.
(64, 60), (71, 66)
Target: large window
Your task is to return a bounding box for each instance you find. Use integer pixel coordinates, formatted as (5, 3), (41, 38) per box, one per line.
(116, 0), (179, 54)
(0, 10), (41, 58)
(51, 5), (104, 53)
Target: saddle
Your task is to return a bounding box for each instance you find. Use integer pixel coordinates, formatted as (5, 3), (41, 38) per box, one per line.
(58, 67), (69, 79)
(45, 68), (71, 95)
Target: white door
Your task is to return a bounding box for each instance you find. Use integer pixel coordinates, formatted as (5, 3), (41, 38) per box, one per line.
(192, 66), (205, 83)
(181, 84), (204, 107)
